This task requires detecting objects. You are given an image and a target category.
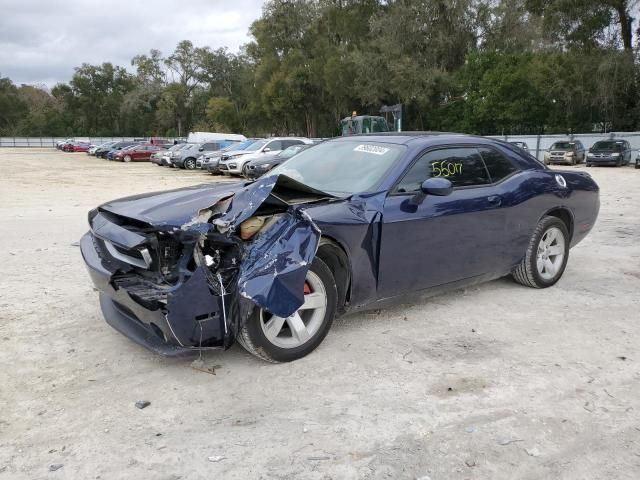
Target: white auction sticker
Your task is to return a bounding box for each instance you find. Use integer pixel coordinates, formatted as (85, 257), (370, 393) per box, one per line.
(354, 144), (390, 155)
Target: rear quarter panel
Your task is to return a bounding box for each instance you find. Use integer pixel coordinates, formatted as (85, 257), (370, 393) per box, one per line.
(499, 169), (599, 266)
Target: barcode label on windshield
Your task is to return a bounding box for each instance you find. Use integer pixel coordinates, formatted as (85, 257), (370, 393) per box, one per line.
(354, 144), (389, 155)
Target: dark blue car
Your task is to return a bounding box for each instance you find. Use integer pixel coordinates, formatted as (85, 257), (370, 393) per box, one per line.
(80, 134), (600, 362)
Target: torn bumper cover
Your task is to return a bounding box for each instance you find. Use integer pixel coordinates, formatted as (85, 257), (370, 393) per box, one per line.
(80, 176), (326, 356)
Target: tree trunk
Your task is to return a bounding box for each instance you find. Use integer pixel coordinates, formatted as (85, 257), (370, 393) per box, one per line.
(612, 1), (633, 50)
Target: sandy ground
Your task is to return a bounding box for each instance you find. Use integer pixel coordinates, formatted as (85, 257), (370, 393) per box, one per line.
(0, 148), (639, 480)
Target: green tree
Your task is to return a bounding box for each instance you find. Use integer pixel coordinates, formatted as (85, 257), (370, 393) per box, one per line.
(526, 0), (635, 50)
(0, 76), (28, 135)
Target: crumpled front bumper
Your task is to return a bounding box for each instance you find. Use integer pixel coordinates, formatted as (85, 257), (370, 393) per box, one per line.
(80, 232), (232, 356)
(80, 175), (326, 357)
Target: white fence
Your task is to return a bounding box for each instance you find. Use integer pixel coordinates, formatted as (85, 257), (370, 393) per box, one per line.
(490, 132), (640, 161)
(2, 132), (638, 161)
(0, 137), (179, 148)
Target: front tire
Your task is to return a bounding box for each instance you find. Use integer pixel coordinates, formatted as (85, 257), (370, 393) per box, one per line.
(237, 257), (338, 362)
(184, 158), (196, 170)
(512, 216), (569, 288)
(124, 155), (132, 162)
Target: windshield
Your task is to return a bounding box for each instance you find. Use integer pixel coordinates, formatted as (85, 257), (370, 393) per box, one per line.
(268, 140), (405, 195)
(551, 142), (575, 150)
(167, 144), (185, 152)
(592, 141), (623, 151)
(231, 139), (260, 151)
(244, 140), (268, 152)
(279, 145), (307, 159)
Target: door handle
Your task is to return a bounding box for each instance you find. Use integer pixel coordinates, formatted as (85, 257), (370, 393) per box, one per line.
(487, 195), (502, 206)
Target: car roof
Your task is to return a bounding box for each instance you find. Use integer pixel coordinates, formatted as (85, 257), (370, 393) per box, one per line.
(329, 132), (486, 146)
(265, 137), (310, 141)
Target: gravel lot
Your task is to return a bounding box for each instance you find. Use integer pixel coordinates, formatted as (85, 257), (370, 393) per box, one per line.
(1, 149), (639, 480)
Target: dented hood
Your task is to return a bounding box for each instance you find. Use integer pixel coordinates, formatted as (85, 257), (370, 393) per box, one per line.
(99, 182), (247, 227)
(98, 176), (339, 228)
(94, 175), (339, 321)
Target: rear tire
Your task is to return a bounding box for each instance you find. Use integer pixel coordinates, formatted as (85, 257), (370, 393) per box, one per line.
(237, 257), (337, 363)
(512, 216), (570, 289)
(184, 158), (196, 170)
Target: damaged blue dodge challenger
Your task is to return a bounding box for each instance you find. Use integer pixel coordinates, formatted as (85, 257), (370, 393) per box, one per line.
(81, 134), (600, 362)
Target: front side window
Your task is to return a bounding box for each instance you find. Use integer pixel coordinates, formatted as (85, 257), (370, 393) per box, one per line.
(266, 140), (283, 151)
(202, 143), (220, 151)
(396, 148), (490, 193)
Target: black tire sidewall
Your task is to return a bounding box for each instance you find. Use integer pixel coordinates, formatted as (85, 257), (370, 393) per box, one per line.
(242, 257), (338, 362)
(528, 217), (570, 288)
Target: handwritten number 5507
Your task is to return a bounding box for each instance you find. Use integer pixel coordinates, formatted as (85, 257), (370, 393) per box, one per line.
(432, 161), (462, 177)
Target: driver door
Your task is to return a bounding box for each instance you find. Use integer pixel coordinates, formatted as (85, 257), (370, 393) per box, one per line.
(378, 147), (508, 298)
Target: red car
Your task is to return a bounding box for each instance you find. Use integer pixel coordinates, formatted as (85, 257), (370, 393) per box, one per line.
(62, 142), (90, 152)
(112, 144), (166, 162)
(72, 143), (91, 152)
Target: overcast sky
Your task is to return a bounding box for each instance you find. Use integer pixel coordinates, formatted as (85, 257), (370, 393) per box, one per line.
(0, 0), (264, 87)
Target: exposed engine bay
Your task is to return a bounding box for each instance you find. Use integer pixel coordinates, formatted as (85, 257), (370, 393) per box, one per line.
(82, 175), (334, 353)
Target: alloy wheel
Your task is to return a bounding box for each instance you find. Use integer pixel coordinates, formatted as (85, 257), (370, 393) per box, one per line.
(259, 270), (327, 348)
(536, 227), (566, 280)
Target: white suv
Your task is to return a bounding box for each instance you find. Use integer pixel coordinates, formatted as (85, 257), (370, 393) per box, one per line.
(218, 137), (313, 175)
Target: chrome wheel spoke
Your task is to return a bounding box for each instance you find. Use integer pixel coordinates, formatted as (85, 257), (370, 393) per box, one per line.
(547, 245), (563, 256)
(299, 292), (325, 310)
(287, 313), (311, 343)
(544, 258), (555, 275)
(543, 230), (555, 247)
(264, 315), (286, 341)
(259, 270), (327, 349)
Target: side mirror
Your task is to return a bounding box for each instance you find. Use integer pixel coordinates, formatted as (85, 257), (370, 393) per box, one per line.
(263, 147), (271, 153)
(421, 177), (453, 196)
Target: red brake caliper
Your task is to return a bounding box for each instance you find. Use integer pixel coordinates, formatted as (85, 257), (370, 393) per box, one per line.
(303, 282), (311, 295)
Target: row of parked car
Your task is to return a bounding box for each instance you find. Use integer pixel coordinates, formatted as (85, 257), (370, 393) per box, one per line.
(542, 139), (637, 167)
(58, 136), (640, 175)
(150, 137), (318, 178)
(57, 136), (320, 178)
(506, 139), (637, 167)
(56, 138), (171, 160)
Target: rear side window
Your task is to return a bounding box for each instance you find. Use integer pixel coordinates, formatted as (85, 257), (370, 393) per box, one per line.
(478, 147), (517, 183)
(396, 147), (490, 192)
